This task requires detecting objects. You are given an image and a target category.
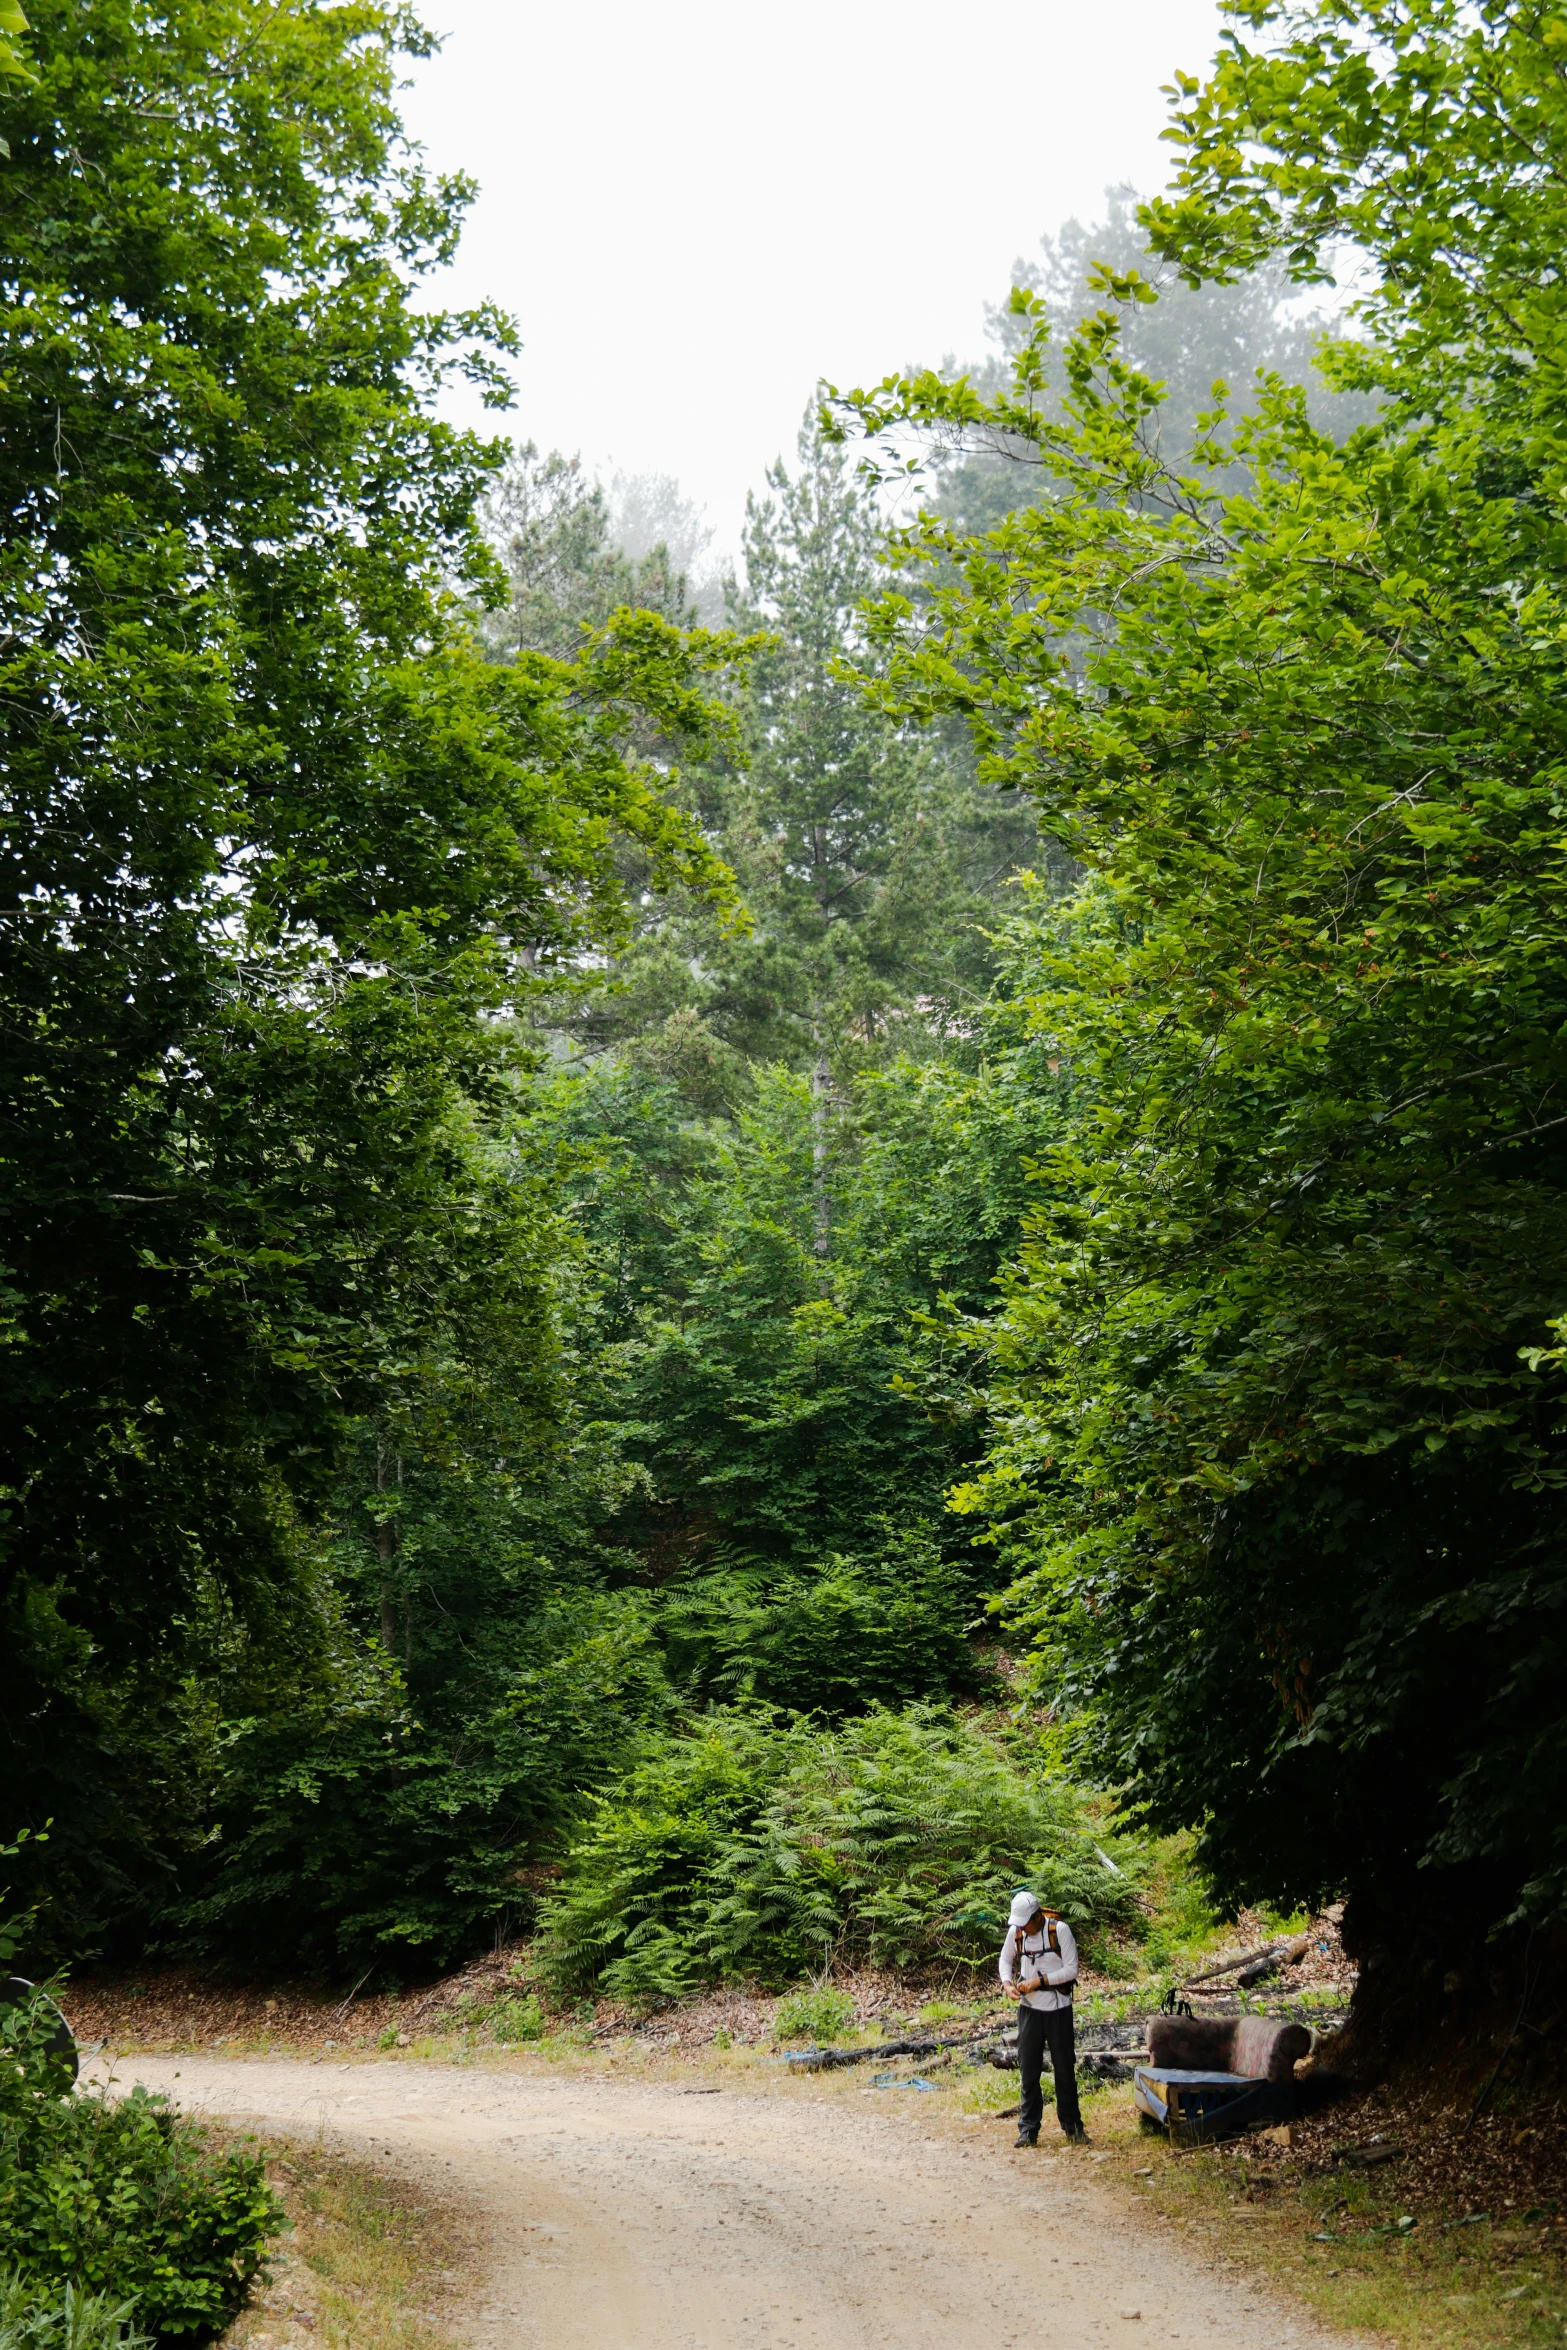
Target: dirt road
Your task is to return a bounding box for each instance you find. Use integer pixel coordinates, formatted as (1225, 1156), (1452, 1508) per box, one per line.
(108, 2055), (1361, 2350)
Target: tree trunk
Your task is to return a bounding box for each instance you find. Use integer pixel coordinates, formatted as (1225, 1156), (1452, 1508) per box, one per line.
(810, 1025), (831, 1264)
(375, 1447), (401, 1656)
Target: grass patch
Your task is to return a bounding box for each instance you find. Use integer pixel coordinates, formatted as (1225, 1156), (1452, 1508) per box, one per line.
(1076, 2084), (1567, 2350)
(222, 2135), (470, 2350)
(773, 1988), (856, 2045)
(959, 2068), (1029, 2116)
(489, 1997), (546, 2046)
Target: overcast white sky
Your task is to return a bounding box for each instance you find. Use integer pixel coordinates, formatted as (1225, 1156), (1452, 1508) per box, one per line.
(400, 0), (1222, 550)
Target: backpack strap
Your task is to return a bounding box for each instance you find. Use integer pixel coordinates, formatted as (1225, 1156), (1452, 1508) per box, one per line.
(1015, 1917), (1061, 1960)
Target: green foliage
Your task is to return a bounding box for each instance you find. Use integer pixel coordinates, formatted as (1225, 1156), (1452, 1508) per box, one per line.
(179, 959), (1058, 1974)
(826, 0), (1567, 1944)
(1141, 0), (1567, 437)
(550, 1048), (1048, 1599)
(936, 183), (1375, 540)
(0, 0), (32, 94)
(0, 1994), (279, 2341)
(178, 1578), (671, 1973)
(536, 1706), (1142, 1998)
(0, 0), (742, 1960)
(476, 445), (695, 660)
(2, 0), (1125, 2004)
(656, 1540), (983, 1716)
(1136, 1843), (1224, 1976)
(772, 1986), (855, 2043)
(0, 1835), (50, 1978)
(0, 2275), (148, 2350)
(558, 408), (1038, 1075)
(488, 1995), (545, 2044)
(0, 1991), (74, 2110)
(99, 408), (1052, 1981)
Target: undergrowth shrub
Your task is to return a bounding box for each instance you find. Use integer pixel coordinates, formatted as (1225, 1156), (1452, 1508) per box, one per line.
(178, 1588), (672, 1974)
(655, 1534), (988, 1715)
(0, 2272), (148, 2350)
(536, 1704), (1143, 1999)
(489, 1995), (546, 2044)
(1135, 1838), (1223, 1973)
(0, 1993), (281, 2341)
(772, 1987), (855, 2043)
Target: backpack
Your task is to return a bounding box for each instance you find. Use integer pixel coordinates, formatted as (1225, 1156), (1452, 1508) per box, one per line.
(1013, 1913), (1062, 1961)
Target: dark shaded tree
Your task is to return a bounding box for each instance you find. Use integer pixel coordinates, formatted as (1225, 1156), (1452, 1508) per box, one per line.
(0, 0), (734, 1956)
(828, 0), (1567, 2037)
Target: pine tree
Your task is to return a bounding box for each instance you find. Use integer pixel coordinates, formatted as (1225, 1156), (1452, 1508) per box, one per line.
(477, 443), (694, 661)
(937, 186), (1377, 535)
(574, 410), (1037, 1148)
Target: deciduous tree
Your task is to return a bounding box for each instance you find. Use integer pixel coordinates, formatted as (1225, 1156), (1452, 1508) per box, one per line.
(0, 0), (735, 1952)
(830, 3), (1567, 2003)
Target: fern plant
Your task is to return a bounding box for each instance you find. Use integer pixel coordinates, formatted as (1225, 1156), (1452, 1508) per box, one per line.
(536, 1705), (1142, 1998)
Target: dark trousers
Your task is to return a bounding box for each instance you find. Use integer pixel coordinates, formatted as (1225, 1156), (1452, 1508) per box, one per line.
(1018, 2001), (1081, 2139)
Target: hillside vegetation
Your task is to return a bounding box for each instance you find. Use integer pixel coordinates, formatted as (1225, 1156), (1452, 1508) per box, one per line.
(2, 0), (1566, 2099)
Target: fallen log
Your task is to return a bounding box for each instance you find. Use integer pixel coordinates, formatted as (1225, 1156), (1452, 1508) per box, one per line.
(1182, 1934), (1311, 1990)
(790, 2013), (1160, 2078)
(1079, 2051), (1143, 2083)
(980, 2036), (1154, 2078)
(1335, 2141), (1404, 2171)
(785, 2028), (988, 2072)
(1236, 1936), (1312, 1988)
(1181, 1939), (1283, 1987)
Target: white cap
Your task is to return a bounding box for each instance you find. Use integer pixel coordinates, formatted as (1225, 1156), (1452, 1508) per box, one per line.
(1008, 1890), (1042, 1928)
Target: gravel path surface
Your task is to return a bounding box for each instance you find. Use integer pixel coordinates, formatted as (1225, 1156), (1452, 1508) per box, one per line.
(105, 2056), (1367, 2350)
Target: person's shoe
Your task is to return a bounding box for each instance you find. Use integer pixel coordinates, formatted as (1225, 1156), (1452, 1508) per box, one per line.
(1014, 2129), (1038, 2148)
(1063, 2127), (1090, 2145)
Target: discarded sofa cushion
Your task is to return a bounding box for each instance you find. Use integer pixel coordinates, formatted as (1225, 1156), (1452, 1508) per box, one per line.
(1234, 2013), (1311, 2081)
(1147, 2013), (1310, 2082)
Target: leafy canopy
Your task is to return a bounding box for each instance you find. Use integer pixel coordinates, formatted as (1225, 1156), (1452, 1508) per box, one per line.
(826, 0), (1567, 1947)
(0, 0), (740, 1954)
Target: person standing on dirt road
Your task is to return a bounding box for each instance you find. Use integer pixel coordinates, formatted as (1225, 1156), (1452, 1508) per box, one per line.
(999, 1889), (1086, 2148)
